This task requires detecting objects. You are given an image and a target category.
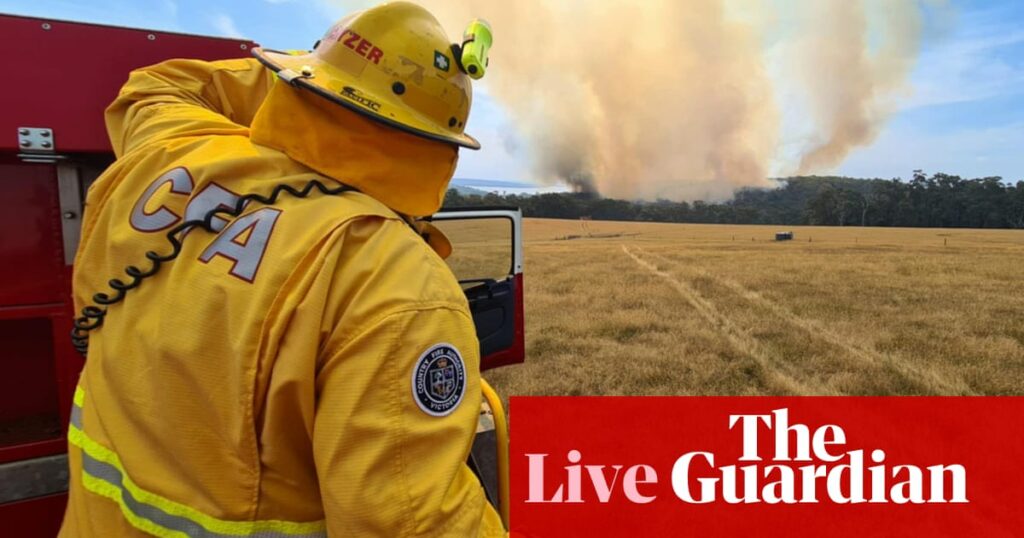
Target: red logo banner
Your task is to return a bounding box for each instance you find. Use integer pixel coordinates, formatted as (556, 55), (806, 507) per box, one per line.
(509, 397), (1024, 537)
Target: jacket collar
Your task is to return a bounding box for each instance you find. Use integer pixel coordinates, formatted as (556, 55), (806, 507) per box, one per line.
(249, 81), (459, 217)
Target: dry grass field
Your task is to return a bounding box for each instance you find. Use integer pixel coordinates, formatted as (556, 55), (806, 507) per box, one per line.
(466, 219), (1024, 397)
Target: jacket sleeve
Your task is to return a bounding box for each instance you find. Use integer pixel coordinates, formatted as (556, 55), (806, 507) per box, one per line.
(314, 304), (505, 537)
(309, 218), (505, 537)
(104, 57), (275, 157)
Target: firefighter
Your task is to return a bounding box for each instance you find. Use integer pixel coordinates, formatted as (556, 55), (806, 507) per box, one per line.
(61, 2), (504, 536)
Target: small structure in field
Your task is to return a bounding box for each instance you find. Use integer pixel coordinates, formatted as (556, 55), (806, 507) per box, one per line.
(775, 231), (794, 241)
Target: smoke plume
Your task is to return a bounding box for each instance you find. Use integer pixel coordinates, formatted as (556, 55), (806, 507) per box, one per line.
(793, 0), (934, 174)
(414, 0), (940, 200)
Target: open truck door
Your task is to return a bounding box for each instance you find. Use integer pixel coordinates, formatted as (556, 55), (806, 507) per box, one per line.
(428, 207), (525, 371)
(427, 207), (524, 528)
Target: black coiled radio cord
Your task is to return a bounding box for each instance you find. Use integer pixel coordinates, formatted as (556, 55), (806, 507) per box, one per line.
(71, 179), (358, 356)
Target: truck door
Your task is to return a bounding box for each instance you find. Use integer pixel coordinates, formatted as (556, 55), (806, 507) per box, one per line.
(427, 207), (525, 370)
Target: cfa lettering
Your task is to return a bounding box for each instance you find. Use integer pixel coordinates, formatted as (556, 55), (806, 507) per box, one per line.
(526, 408), (968, 505)
(130, 167), (280, 282)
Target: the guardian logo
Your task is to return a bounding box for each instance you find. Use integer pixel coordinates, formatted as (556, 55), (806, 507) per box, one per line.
(526, 408), (968, 505)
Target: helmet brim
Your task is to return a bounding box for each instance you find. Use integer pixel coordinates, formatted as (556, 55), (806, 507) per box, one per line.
(253, 48), (481, 150)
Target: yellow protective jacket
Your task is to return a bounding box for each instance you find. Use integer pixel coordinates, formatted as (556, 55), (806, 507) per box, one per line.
(61, 58), (504, 537)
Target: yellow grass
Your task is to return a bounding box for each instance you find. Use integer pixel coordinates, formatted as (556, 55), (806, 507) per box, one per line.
(476, 219), (1024, 396)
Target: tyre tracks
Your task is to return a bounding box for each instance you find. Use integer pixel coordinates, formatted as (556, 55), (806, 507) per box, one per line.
(621, 245), (816, 395)
(623, 244), (975, 395)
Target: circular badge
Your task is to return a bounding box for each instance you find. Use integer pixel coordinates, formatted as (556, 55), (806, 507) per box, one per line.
(412, 343), (467, 417)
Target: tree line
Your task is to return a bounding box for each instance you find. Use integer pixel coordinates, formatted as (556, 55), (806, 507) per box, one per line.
(443, 172), (1024, 229)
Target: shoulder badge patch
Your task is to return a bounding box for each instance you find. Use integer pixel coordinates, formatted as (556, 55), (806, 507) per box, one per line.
(412, 343), (466, 416)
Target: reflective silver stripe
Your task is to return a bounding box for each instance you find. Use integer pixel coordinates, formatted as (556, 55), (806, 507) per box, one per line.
(70, 389), (325, 537)
(80, 453), (326, 538)
(70, 403), (83, 430)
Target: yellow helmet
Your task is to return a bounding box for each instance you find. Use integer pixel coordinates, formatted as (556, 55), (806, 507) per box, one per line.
(253, 2), (481, 149)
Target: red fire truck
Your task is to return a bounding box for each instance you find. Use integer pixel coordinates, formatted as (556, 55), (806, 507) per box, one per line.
(0, 14), (523, 536)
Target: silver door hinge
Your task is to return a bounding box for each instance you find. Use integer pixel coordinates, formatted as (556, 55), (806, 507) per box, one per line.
(17, 126), (64, 163)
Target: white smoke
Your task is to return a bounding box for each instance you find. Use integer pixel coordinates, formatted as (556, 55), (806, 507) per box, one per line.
(334, 0), (950, 200)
